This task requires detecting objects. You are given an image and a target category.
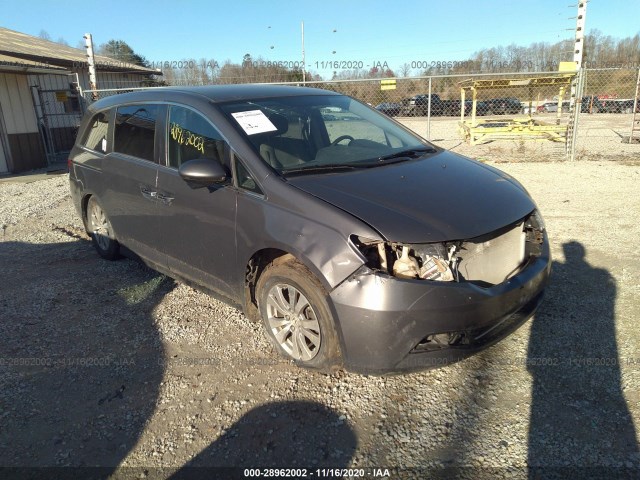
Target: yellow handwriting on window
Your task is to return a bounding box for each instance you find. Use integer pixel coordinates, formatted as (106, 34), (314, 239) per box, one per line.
(170, 122), (204, 154)
(170, 122), (184, 144)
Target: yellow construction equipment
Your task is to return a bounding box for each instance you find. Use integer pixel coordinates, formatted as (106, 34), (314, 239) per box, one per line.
(458, 71), (576, 145)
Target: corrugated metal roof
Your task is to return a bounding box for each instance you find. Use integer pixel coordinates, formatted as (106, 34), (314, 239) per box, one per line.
(0, 53), (68, 73)
(0, 27), (160, 75)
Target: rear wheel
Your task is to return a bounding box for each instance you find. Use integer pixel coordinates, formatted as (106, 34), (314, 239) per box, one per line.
(256, 259), (342, 372)
(86, 196), (120, 260)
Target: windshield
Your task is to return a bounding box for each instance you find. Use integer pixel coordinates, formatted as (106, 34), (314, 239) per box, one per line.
(219, 94), (434, 175)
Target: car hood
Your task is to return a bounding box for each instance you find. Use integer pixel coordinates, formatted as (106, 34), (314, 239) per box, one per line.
(287, 151), (536, 243)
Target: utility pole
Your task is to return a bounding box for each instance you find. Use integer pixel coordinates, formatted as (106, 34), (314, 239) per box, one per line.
(83, 33), (98, 100)
(573, 1), (587, 70)
(301, 21), (306, 84)
(567, 1), (587, 159)
(629, 68), (639, 144)
(570, 0), (587, 107)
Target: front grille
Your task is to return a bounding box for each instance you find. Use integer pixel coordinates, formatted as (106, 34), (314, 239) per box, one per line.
(456, 221), (527, 285)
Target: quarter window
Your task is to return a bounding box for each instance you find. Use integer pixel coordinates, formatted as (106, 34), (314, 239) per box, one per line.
(167, 106), (226, 168)
(114, 104), (160, 162)
(235, 159), (263, 195)
(80, 110), (110, 153)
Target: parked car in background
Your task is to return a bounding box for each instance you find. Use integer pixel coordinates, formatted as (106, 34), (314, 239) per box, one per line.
(541, 102), (558, 113)
(601, 99), (639, 114)
(475, 101), (490, 115)
(621, 99), (639, 114)
(375, 102), (402, 117)
(69, 85), (551, 374)
(482, 97), (522, 115)
(580, 95), (604, 113)
(402, 94), (445, 116)
(440, 99), (473, 116)
(402, 96), (472, 117)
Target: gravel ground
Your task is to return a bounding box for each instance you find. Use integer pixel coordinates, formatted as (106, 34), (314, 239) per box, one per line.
(1, 160), (639, 479)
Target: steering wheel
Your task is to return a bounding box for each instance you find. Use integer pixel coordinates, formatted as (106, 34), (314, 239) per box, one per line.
(331, 135), (355, 146)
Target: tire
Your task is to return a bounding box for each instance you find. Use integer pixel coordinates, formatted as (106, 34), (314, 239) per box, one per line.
(256, 259), (342, 372)
(86, 196), (120, 260)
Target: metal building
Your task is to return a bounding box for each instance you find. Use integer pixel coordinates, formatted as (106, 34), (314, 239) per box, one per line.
(0, 27), (160, 174)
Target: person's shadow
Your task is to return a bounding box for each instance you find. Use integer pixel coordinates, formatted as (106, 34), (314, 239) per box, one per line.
(169, 400), (358, 479)
(527, 241), (638, 475)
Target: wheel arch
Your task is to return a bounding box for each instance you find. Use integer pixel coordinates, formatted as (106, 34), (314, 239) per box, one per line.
(84, 193), (121, 260)
(82, 193), (120, 241)
(81, 193), (93, 232)
(249, 250), (346, 371)
(243, 247), (308, 322)
(242, 246), (350, 364)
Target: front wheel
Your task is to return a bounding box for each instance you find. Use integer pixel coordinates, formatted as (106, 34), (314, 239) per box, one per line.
(86, 196), (120, 260)
(256, 259), (342, 372)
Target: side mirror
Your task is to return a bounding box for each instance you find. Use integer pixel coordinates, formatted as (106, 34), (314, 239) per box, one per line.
(178, 158), (227, 188)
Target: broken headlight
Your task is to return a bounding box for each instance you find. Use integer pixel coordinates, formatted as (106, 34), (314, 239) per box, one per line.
(351, 210), (545, 285)
(529, 209), (546, 232)
(350, 235), (457, 282)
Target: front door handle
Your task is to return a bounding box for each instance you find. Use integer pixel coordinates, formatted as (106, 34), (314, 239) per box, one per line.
(140, 185), (157, 201)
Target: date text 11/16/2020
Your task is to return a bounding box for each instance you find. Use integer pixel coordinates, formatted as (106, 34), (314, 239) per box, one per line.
(243, 468), (391, 478)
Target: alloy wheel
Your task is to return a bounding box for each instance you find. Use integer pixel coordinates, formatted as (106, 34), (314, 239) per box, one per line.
(265, 284), (321, 361)
(89, 201), (111, 251)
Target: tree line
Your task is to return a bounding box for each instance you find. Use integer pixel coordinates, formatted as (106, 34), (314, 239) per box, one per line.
(89, 30), (639, 85)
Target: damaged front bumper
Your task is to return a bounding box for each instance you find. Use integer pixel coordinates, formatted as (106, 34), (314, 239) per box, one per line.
(330, 235), (551, 374)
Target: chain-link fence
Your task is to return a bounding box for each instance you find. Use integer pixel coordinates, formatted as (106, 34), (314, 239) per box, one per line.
(28, 72), (84, 166)
(76, 71), (162, 105)
(78, 67), (640, 162)
(284, 72), (580, 162)
(573, 68), (640, 160)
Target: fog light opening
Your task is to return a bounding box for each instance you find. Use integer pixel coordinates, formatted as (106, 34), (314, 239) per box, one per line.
(413, 331), (469, 352)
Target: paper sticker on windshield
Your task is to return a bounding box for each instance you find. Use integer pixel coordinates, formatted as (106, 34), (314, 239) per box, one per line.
(231, 110), (278, 135)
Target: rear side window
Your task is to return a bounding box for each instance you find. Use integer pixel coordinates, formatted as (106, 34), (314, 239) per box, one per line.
(167, 106), (226, 168)
(114, 104), (160, 162)
(80, 110), (110, 153)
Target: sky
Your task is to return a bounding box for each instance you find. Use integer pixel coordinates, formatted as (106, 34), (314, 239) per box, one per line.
(2, 0), (639, 78)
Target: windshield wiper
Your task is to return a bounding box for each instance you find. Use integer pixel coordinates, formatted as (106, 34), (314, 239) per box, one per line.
(283, 164), (359, 176)
(283, 148), (437, 175)
(377, 147), (436, 161)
